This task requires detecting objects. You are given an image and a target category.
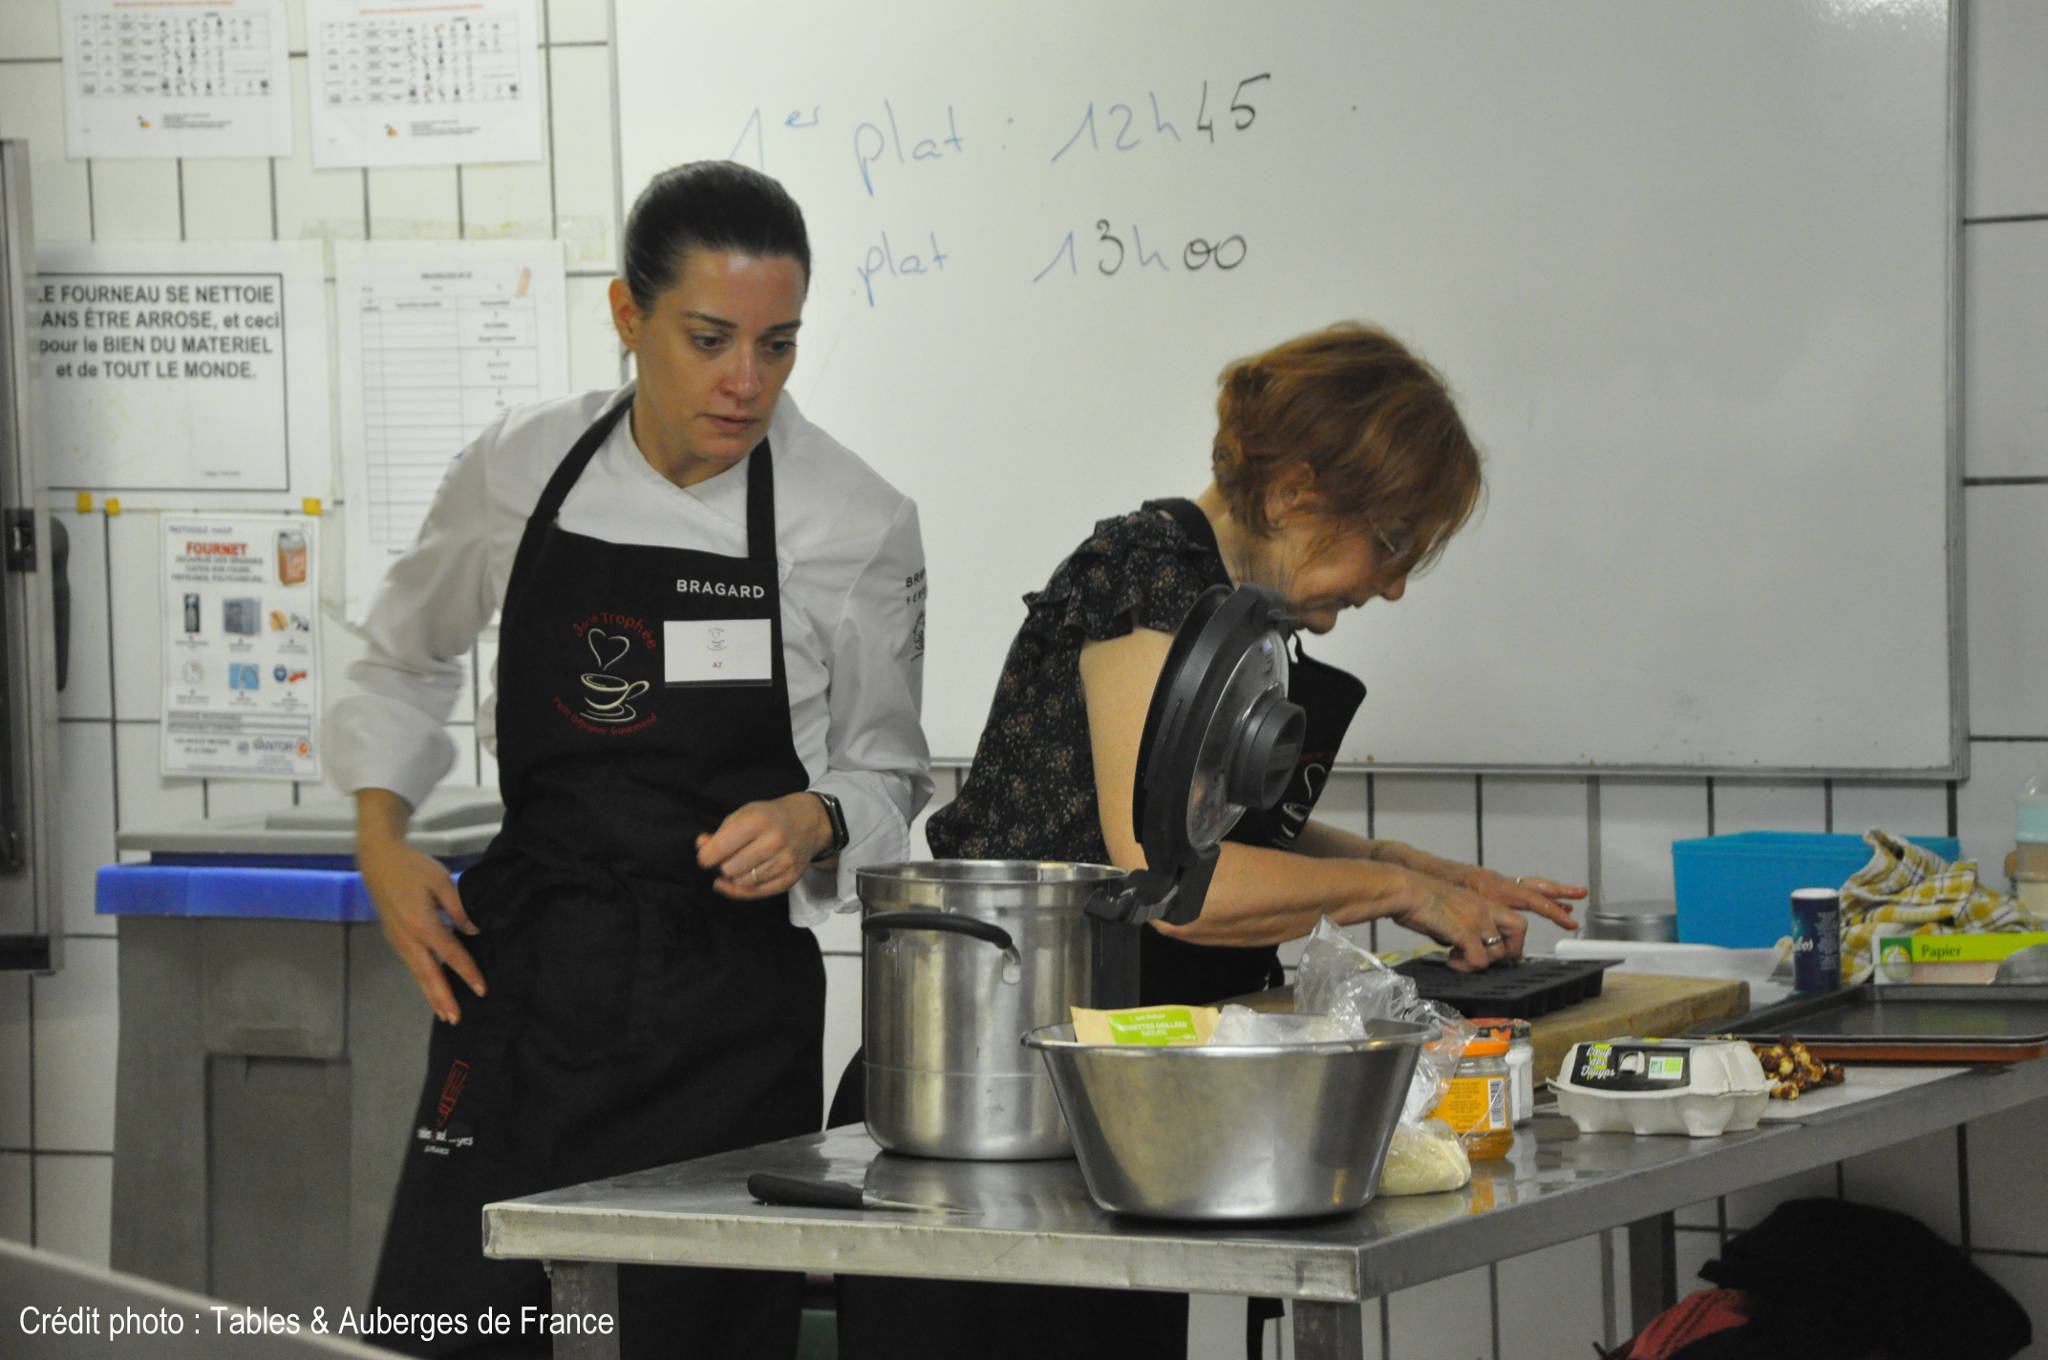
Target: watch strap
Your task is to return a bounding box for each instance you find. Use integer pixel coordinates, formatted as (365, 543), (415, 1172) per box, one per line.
(811, 791), (849, 861)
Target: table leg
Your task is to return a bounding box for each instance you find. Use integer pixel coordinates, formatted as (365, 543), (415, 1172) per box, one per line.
(1291, 1300), (1366, 1360)
(1626, 1212), (1677, 1336)
(545, 1260), (620, 1360)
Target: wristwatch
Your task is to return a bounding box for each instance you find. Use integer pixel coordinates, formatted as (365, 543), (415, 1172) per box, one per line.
(811, 791), (849, 862)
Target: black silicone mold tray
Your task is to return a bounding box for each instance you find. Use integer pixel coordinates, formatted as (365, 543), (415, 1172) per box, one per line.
(1391, 956), (1615, 1019)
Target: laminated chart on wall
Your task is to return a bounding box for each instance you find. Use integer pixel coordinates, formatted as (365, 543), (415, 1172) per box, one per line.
(335, 239), (568, 620)
(59, 0), (292, 160)
(32, 240), (330, 508)
(162, 515), (322, 780)
(307, 0), (544, 168)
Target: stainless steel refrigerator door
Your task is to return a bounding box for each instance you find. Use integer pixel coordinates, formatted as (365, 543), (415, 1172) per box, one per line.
(0, 139), (66, 973)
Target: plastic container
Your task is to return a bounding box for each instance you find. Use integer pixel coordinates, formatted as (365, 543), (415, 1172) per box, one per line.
(1506, 1019), (1535, 1125)
(1671, 831), (1962, 947)
(1439, 1034), (1513, 1158)
(1585, 900), (1678, 942)
(1467, 1018), (1535, 1125)
(1551, 1038), (1770, 1137)
(2017, 774), (2048, 923)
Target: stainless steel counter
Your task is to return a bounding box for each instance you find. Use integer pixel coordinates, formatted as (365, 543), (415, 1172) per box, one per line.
(483, 1054), (2048, 1360)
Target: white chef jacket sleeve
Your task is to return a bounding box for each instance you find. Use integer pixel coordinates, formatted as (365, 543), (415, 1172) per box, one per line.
(790, 496), (934, 921)
(322, 419), (504, 810)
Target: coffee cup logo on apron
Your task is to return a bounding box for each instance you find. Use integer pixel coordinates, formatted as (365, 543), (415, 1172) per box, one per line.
(560, 612), (659, 732)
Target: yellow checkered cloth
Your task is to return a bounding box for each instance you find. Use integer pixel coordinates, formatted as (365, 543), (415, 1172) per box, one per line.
(1836, 829), (2035, 985)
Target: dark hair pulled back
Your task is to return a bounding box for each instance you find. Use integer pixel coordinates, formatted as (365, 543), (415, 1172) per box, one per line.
(621, 161), (811, 308)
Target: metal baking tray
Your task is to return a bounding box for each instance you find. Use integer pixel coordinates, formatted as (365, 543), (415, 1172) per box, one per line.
(1708, 983), (2048, 1062)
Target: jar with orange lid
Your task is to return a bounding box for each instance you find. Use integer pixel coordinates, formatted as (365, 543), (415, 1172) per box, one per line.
(1438, 1033), (1514, 1159)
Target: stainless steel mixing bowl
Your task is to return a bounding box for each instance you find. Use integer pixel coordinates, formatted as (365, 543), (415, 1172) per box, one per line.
(1022, 1018), (1435, 1220)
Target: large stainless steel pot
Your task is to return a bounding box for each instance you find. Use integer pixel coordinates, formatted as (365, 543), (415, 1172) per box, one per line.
(857, 860), (1130, 1160)
(857, 583), (1308, 1163)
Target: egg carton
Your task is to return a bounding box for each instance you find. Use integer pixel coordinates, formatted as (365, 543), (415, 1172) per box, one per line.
(1550, 1038), (1770, 1138)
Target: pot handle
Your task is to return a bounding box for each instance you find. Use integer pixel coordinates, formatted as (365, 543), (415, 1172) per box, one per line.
(862, 910), (1023, 982)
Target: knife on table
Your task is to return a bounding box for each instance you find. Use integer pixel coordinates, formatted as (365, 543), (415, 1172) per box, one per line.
(745, 1171), (964, 1214)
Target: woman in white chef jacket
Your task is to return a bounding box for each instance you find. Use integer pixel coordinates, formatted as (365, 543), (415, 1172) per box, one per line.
(324, 161), (931, 1359)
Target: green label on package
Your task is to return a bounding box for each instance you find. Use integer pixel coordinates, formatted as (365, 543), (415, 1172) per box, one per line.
(1105, 1007), (1206, 1045)
(1570, 1041), (1694, 1091)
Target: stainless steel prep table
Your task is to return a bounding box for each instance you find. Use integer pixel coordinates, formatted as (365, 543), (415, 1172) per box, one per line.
(482, 1054), (2048, 1360)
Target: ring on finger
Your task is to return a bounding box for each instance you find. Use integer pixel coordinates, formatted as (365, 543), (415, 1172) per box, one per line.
(749, 867), (761, 886)
(1481, 933), (1504, 948)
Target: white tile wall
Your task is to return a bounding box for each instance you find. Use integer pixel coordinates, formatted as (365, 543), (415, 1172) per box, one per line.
(0, 973), (29, 1149)
(1597, 779), (1708, 901)
(1832, 781), (1950, 843)
(1495, 1236), (1612, 1355)
(1384, 1265), (1493, 1359)
(1841, 1127), (1966, 1244)
(1, 4), (2042, 1354)
(1964, 1096), (2048, 1253)
(1721, 1164), (1839, 1232)
(545, 0), (611, 47)
(29, 938), (116, 1154)
(1963, 222), (2048, 478)
(275, 57), (366, 248)
(1961, 741), (2047, 879)
(54, 720), (115, 937)
(1964, 0), (2048, 219)
(1477, 777), (1590, 958)
(0, 1152), (31, 1243)
(87, 159), (180, 242)
(1713, 779), (1825, 836)
(105, 511), (165, 721)
(0, 1), (60, 58)
(366, 166), (460, 240)
(113, 721), (205, 833)
(1966, 485), (2048, 736)
(182, 157), (277, 242)
(32, 1154), (111, 1267)
(547, 45), (620, 270)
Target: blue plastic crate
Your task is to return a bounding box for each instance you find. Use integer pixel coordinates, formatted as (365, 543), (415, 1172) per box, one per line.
(1670, 831), (1962, 947)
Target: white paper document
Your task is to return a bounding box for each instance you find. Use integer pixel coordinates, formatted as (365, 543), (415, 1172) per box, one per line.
(162, 515), (322, 781)
(307, 0), (544, 168)
(60, 0), (292, 160)
(335, 239), (568, 620)
(34, 241), (330, 508)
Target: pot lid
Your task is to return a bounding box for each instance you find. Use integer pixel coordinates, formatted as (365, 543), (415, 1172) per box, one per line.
(1094, 583), (1305, 928)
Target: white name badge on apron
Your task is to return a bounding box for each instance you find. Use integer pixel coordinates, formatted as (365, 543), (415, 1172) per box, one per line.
(664, 618), (773, 687)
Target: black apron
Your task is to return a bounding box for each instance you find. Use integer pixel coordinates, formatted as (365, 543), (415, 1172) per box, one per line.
(835, 497), (1366, 1360)
(371, 396), (824, 1360)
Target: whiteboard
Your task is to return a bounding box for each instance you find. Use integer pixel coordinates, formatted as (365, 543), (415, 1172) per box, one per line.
(615, 0), (1958, 775)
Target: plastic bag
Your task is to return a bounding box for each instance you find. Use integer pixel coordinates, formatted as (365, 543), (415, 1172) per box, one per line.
(1295, 917), (1476, 1191)
(1297, 916), (1476, 1122)
(1376, 1117), (1471, 1196)
(1209, 1004), (1359, 1045)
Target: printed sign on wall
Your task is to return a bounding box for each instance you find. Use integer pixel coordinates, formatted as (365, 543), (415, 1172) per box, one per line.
(161, 515), (321, 780)
(33, 241), (329, 508)
(60, 0), (293, 160)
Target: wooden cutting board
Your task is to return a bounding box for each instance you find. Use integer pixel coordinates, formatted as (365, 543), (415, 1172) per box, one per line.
(1230, 972), (1750, 1084)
